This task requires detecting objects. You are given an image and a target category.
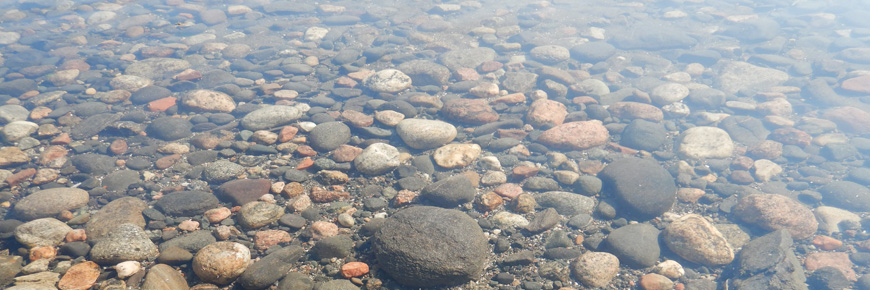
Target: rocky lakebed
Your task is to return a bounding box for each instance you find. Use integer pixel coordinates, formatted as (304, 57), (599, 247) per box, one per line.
(1, 0), (870, 290)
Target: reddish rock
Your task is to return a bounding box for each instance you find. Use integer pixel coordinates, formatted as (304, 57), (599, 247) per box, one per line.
(140, 46), (175, 58)
(841, 75), (870, 93)
(731, 156), (754, 170)
(341, 110), (374, 127)
(296, 145), (317, 156)
(478, 61), (503, 72)
(51, 133), (72, 145)
(254, 229), (292, 251)
(607, 102), (664, 122)
(537, 121), (610, 150)
(147, 97), (177, 112)
(65, 229), (87, 242)
(30, 246), (57, 261)
(173, 69), (202, 81)
(217, 179), (272, 206)
(572, 96), (599, 105)
(204, 207), (232, 223)
(476, 191), (504, 211)
(804, 252), (856, 281)
(308, 221), (339, 240)
(58, 261), (100, 290)
(441, 99), (499, 124)
(732, 193), (818, 240)
(491, 93), (526, 105)
(497, 129), (528, 140)
(512, 165), (539, 178)
(178, 220), (200, 231)
(332, 144), (363, 162)
(6, 168), (35, 186)
(109, 139), (128, 155)
(493, 183), (523, 199)
(823, 106), (870, 134)
(638, 273), (674, 290)
(310, 186), (349, 203)
(770, 128), (811, 147)
(527, 99), (568, 128)
(341, 261), (370, 278)
(454, 68), (480, 81)
(282, 182), (305, 198)
(393, 189), (418, 206)
(747, 140), (782, 160)
(812, 235), (843, 251)
(278, 126), (298, 143)
(296, 157), (314, 170)
(155, 154), (182, 169)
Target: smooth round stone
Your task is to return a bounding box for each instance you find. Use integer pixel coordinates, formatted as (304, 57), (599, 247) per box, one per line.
(421, 174), (475, 208)
(182, 89), (236, 112)
(192, 242), (251, 285)
(15, 218), (72, 247)
(396, 60), (450, 86)
(14, 187), (89, 221)
(732, 194), (818, 240)
(570, 42), (616, 62)
(309, 122), (351, 151)
(90, 224), (159, 265)
(395, 119), (457, 150)
(202, 160), (244, 182)
(238, 201), (284, 229)
(537, 121), (610, 150)
(130, 86), (171, 104)
(0, 105), (29, 124)
(620, 119), (667, 151)
(155, 191), (220, 217)
(142, 264), (188, 290)
(364, 69), (412, 93)
(2, 121), (37, 142)
(373, 206), (488, 287)
(819, 181), (870, 212)
(146, 117), (192, 141)
(438, 47), (497, 71)
(650, 83), (689, 105)
(354, 143), (400, 175)
(530, 45), (570, 64)
(604, 223), (661, 268)
(662, 214), (734, 266)
(815, 206), (860, 234)
(677, 126), (734, 159)
(85, 197), (147, 242)
(124, 58), (191, 80)
(571, 251), (619, 288)
(240, 105), (304, 131)
(432, 144), (481, 169)
(535, 191), (595, 216)
(598, 157), (676, 220)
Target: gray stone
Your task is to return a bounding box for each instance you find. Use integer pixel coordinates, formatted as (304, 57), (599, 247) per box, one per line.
(535, 191), (595, 216)
(309, 122), (351, 151)
(599, 157), (676, 219)
(525, 208), (561, 234)
(0, 105), (28, 124)
(159, 230), (217, 252)
(70, 153), (116, 175)
(604, 223), (661, 268)
(14, 187), (89, 221)
(612, 25), (697, 50)
(421, 174), (475, 208)
(678, 126), (734, 159)
(662, 214), (734, 266)
(724, 18), (781, 42)
(155, 191), (220, 216)
(620, 119), (667, 151)
(71, 113), (121, 140)
(353, 143), (400, 175)
(571, 42), (616, 63)
(1, 121), (36, 142)
(726, 230), (807, 290)
(719, 116), (770, 147)
(316, 279), (360, 290)
(101, 170), (141, 192)
(86, 197), (147, 242)
(14, 218), (71, 247)
(530, 45), (570, 64)
(238, 246), (304, 290)
(146, 117), (193, 141)
(90, 223), (159, 265)
(502, 71), (538, 93)
(819, 181), (870, 212)
(364, 69), (412, 93)
(240, 105), (304, 131)
(125, 57), (191, 79)
(373, 206), (488, 287)
(238, 201), (284, 229)
(0, 255), (22, 287)
(439, 47), (497, 70)
(397, 60), (450, 86)
(310, 235), (353, 260)
(202, 160), (245, 182)
(278, 272), (314, 290)
(717, 61), (789, 95)
(130, 86), (171, 104)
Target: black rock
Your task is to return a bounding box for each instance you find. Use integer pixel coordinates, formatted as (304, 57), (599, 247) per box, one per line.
(621, 119), (667, 151)
(373, 206), (488, 287)
(60, 241), (91, 258)
(421, 174), (475, 208)
(70, 153), (116, 175)
(599, 157), (676, 220)
(146, 117), (193, 141)
(603, 223), (661, 268)
(130, 85), (171, 104)
(154, 191), (220, 216)
(808, 266), (851, 290)
(726, 230), (807, 290)
(238, 246), (304, 290)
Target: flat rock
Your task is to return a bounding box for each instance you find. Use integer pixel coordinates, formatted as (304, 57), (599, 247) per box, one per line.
(216, 179), (271, 206)
(677, 126), (734, 159)
(650, 83), (690, 105)
(571, 251), (619, 288)
(86, 197), (147, 241)
(530, 45), (570, 64)
(395, 119), (457, 150)
(432, 143), (481, 169)
(819, 181), (870, 212)
(726, 230), (807, 290)
(822, 106), (870, 135)
(155, 191), (220, 216)
(364, 69), (412, 93)
(717, 61), (789, 95)
(439, 47), (496, 70)
(599, 157), (676, 220)
(570, 42), (616, 62)
(535, 191), (595, 216)
(124, 57), (191, 79)
(183, 89), (236, 112)
(0, 105), (28, 124)
(719, 116), (769, 147)
(142, 264), (189, 290)
(237, 246), (304, 290)
(90, 223), (159, 265)
(608, 102), (664, 122)
(527, 99), (567, 128)
(238, 201), (284, 229)
(815, 206), (861, 234)
(441, 99), (499, 124)
(396, 60), (450, 86)
(192, 241), (251, 285)
(71, 113), (121, 139)
(0, 146), (29, 167)
(57, 261), (100, 290)
(662, 214), (734, 266)
(421, 174), (476, 208)
(240, 105), (304, 131)
(732, 193), (818, 240)
(373, 206), (488, 287)
(14, 187), (88, 221)
(537, 121), (609, 150)
(146, 117), (192, 141)
(159, 230), (216, 252)
(620, 119), (667, 151)
(15, 218), (72, 247)
(202, 160), (244, 182)
(841, 75), (870, 93)
(604, 223), (661, 268)
(70, 153), (115, 175)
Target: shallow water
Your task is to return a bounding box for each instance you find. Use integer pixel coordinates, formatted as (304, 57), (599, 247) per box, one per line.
(0, 0), (869, 289)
